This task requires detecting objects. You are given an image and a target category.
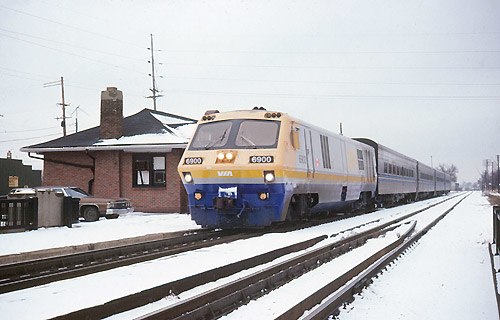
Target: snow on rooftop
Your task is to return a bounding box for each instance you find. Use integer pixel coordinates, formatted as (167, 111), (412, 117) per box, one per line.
(165, 123), (197, 140)
(93, 123), (196, 146)
(151, 113), (195, 126)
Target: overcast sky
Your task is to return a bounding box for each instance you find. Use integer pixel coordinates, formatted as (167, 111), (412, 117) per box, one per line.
(1, 0), (499, 183)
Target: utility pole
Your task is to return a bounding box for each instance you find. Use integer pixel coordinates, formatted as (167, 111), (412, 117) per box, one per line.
(70, 106), (80, 133)
(147, 33), (163, 111)
(484, 159), (490, 192)
(492, 160), (496, 192)
(497, 155), (500, 191)
(44, 76), (70, 136)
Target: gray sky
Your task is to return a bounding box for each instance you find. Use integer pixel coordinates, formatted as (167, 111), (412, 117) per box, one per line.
(0, 0), (499, 183)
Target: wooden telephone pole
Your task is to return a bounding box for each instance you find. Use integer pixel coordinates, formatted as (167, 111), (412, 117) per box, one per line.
(44, 76), (69, 136)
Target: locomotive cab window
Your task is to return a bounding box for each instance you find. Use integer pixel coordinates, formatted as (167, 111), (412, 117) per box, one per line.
(235, 120), (279, 148)
(189, 119), (280, 150)
(190, 120), (233, 150)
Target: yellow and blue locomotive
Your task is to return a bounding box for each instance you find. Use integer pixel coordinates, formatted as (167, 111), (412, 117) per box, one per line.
(178, 108), (377, 228)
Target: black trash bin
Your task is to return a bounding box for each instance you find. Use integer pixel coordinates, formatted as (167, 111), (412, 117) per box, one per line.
(63, 196), (80, 228)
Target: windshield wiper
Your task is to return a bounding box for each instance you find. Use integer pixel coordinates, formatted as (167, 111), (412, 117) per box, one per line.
(240, 134), (257, 148)
(204, 129), (228, 149)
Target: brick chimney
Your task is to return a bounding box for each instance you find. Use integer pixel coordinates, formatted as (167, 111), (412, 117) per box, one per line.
(100, 87), (123, 139)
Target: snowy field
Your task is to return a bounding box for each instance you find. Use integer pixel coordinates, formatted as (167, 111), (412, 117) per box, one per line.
(0, 192), (497, 319)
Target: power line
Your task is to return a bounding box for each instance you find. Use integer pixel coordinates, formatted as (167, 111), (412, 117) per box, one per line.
(162, 48), (500, 55)
(0, 4), (142, 49)
(1, 126), (60, 133)
(162, 62), (500, 70)
(0, 72), (53, 83)
(0, 65), (55, 81)
(165, 75), (500, 87)
(166, 89), (500, 100)
(0, 132), (60, 143)
(2, 67), (498, 89)
(0, 32), (144, 75)
(38, 0), (114, 25)
(0, 27), (144, 62)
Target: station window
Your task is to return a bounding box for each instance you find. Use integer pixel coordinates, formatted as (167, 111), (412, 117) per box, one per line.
(320, 135), (332, 169)
(133, 154), (166, 187)
(384, 162), (388, 173)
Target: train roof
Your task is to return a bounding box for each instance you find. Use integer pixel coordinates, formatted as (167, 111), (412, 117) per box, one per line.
(354, 138), (449, 176)
(354, 138), (417, 163)
(200, 108), (374, 149)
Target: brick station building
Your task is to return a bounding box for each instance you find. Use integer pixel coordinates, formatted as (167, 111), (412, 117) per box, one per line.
(21, 87), (196, 213)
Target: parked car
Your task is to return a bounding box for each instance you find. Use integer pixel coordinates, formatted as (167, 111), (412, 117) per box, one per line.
(7, 187), (133, 222)
(7, 188), (36, 197)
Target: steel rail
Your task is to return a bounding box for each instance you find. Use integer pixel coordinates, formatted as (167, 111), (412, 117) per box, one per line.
(134, 193), (464, 320)
(292, 192), (471, 320)
(0, 212), (362, 294)
(137, 221), (413, 320)
(51, 235), (327, 320)
(0, 229), (241, 294)
(0, 211), (379, 295)
(50, 194), (463, 319)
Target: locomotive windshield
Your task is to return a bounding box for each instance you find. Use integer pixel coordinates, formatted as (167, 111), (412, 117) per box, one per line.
(189, 119), (280, 150)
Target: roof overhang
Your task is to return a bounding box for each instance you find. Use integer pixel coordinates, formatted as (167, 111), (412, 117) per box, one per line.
(20, 143), (188, 154)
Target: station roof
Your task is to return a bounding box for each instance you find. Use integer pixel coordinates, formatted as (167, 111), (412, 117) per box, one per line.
(21, 109), (197, 153)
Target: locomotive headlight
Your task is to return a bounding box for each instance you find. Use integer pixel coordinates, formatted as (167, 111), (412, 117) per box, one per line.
(183, 172), (193, 183)
(216, 151), (237, 163)
(194, 192), (203, 200)
(259, 192), (269, 200)
(264, 170), (275, 183)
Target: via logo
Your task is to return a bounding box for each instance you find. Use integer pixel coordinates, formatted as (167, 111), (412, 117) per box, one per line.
(217, 171), (233, 177)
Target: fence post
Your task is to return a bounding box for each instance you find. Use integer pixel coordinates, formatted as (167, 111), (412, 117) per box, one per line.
(494, 206), (500, 255)
(27, 197), (38, 231)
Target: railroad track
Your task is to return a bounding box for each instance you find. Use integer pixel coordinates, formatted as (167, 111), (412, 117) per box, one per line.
(0, 211), (366, 294)
(0, 229), (247, 294)
(283, 193), (470, 319)
(48, 193), (467, 319)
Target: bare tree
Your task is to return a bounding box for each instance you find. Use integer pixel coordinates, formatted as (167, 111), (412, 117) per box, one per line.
(437, 163), (458, 182)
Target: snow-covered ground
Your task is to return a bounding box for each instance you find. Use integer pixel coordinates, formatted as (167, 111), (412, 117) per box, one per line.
(0, 212), (201, 257)
(336, 191), (498, 320)
(0, 192), (497, 319)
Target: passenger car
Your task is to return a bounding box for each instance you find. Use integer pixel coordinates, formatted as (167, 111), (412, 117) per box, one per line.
(8, 187), (133, 222)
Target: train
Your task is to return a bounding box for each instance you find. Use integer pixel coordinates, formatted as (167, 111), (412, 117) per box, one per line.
(178, 108), (451, 228)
